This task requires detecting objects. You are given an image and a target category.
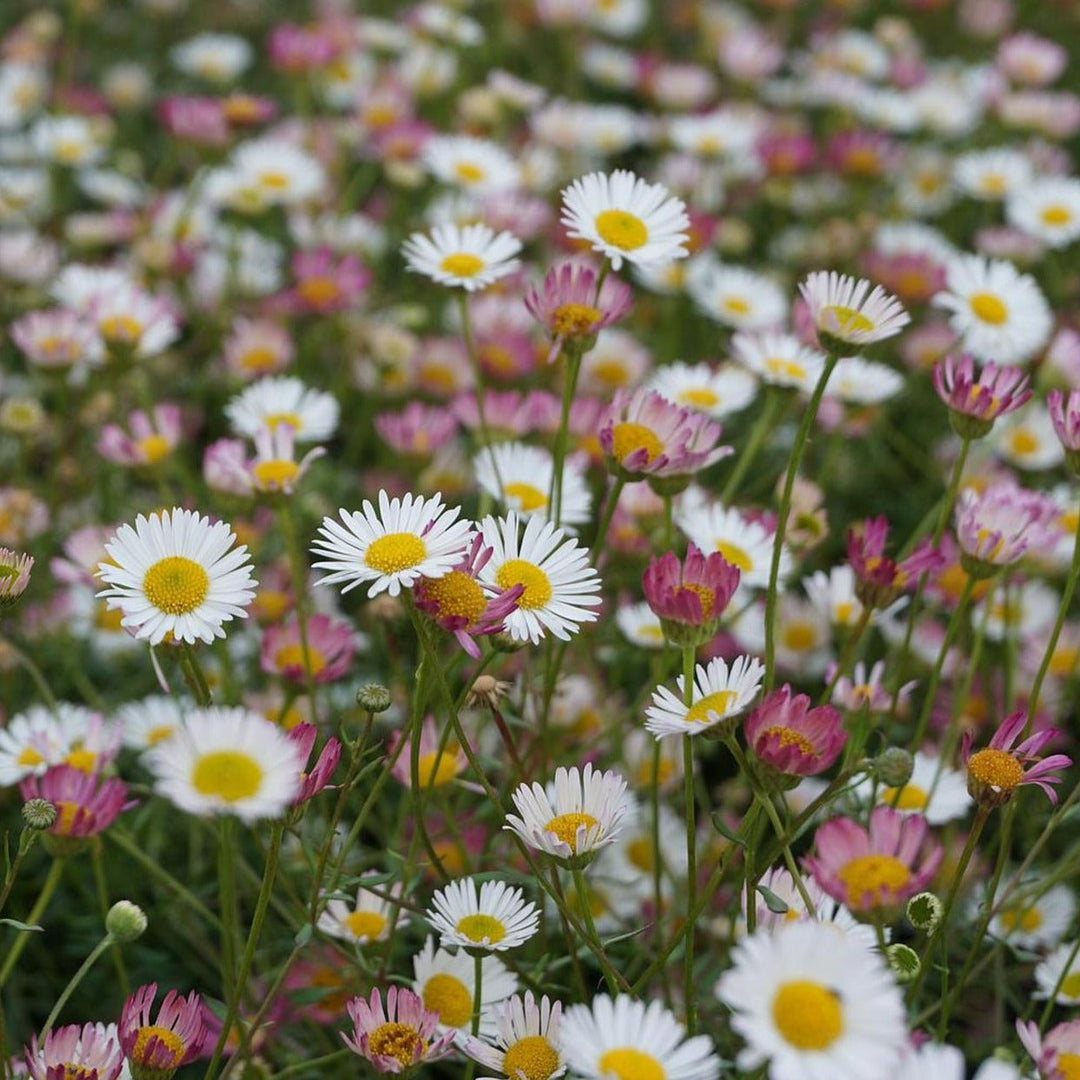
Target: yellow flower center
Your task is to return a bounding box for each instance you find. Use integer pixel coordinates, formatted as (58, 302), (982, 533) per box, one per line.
(133, 1026), (186, 1067)
(297, 277), (342, 307)
(764, 356), (807, 382)
(685, 689), (736, 724)
(191, 750), (264, 803)
(259, 171), (290, 190)
(596, 1048), (665, 1080)
(365, 533), (426, 574)
(100, 314), (144, 344)
(969, 292), (1008, 325)
(16, 746), (44, 767)
(342, 910), (387, 941)
(545, 811), (599, 851)
(1057, 1054), (1080, 1080)
(758, 726), (816, 755)
(146, 725), (175, 746)
(54, 802), (81, 835)
(56, 140), (86, 164)
(417, 746), (461, 787)
(440, 253), (485, 278)
(627, 836), (653, 872)
(980, 173), (1007, 197)
(253, 459), (301, 490)
(421, 974), (472, 1028)
(824, 305), (874, 335)
(673, 582), (715, 619)
(265, 411), (303, 431)
(595, 209), (648, 252)
(455, 913), (506, 944)
(274, 642), (327, 676)
(678, 387), (719, 408)
(495, 559), (552, 610)
(502, 1036), (560, 1080)
(589, 359), (631, 387)
(454, 161), (486, 183)
(142, 556), (211, 615)
(967, 747), (1024, 790)
(1049, 644), (1079, 678)
(240, 346), (278, 373)
(723, 296), (751, 316)
(715, 540), (753, 573)
(882, 784), (929, 810)
(771, 980), (845, 1050)
(367, 1021), (423, 1068)
(1041, 204), (1072, 226)
(64, 748), (98, 773)
(781, 622), (818, 652)
(1008, 428), (1039, 455)
(138, 434), (172, 465)
(1059, 974), (1080, 999)
(836, 854), (911, 904)
(1000, 904), (1043, 934)
(504, 481), (549, 512)
(552, 302), (602, 338)
(611, 421), (664, 465)
(422, 570), (488, 622)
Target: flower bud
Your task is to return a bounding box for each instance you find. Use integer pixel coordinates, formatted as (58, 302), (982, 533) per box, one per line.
(906, 891), (943, 932)
(885, 943), (920, 983)
(106, 900), (148, 942)
(355, 684), (392, 714)
(870, 747), (914, 788)
(22, 797), (57, 831)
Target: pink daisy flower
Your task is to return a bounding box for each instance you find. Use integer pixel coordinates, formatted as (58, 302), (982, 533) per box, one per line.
(119, 983), (209, 1076)
(933, 353), (1033, 439)
(642, 542), (740, 646)
(287, 723), (342, 805)
(374, 402), (459, 457)
(341, 987), (455, 1074)
(744, 685), (846, 778)
(847, 515), (943, 609)
(954, 484), (1061, 574)
(26, 1025), (126, 1080)
(21, 765), (134, 839)
(261, 612), (356, 685)
(97, 405), (184, 468)
(963, 710), (1072, 808)
(1018, 1019), (1080, 1080)
(284, 247), (371, 315)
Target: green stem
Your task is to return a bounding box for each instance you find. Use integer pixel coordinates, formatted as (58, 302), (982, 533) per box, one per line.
(592, 474), (627, 563)
(0, 828), (39, 916)
(681, 645), (698, 1033)
(551, 345), (585, 527)
(934, 438), (973, 544)
(278, 503), (319, 724)
(217, 817), (240, 1002)
(0, 859), (64, 989)
(764, 353), (839, 692)
(459, 293), (501, 489)
(471, 952), (483, 1036)
(571, 865), (618, 994)
(180, 641), (213, 707)
(721, 390), (784, 504)
(39, 934), (114, 1036)
(0, 637), (59, 713)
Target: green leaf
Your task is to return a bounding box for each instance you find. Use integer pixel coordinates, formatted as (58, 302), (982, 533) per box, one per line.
(294, 923), (313, 948)
(711, 813), (745, 848)
(0, 918), (43, 933)
(756, 886), (789, 915)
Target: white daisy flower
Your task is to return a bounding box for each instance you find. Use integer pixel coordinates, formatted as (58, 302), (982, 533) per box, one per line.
(412, 936), (518, 1036)
(0, 704), (112, 786)
(229, 139), (327, 207)
(734, 596), (832, 679)
(422, 135), (521, 194)
(312, 490), (473, 599)
(645, 655), (765, 739)
(476, 513), (601, 644)
(615, 601), (666, 649)
(116, 695), (186, 751)
(731, 331), (826, 393)
(990, 405), (1066, 471)
(1007, 177), (1080, 249)
(829, 356), (905, 404)
(458, 991), (566, 1080)
(986, 882), (1076, 951)
(426, 877), (540, 952)
(146, 707), (305, 823)
(802, 566), (864, 629)
(799, 271), (910, 352)
(595, 798), (688, 894)
(170, 33), (253, 82)
(648, 361), (757, 419)
(402, 222), (522, 291)
(579, 328), (651, 394)
(473, 442), (592, 531)
(560, 170), (690, 270)
(716, 919), (908, 1080)
(676, 500), (792, 590)
(687, 259), (788, 331)
(561, 995), (720, 1080)
(225, 376), (340, 443)
(1033, 942), (1080, 1004)
(857, 750), (972, 825)
(504, 763), (632, 864)
(933, 254), (1052, 365)
(317, 875), (406, 945)
(896, 1042), (967, 1080)
(953, 148), (1034, 201)
(96, 508), (256, 646)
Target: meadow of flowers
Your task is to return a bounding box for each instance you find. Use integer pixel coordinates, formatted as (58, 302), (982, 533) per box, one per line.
(3, 0), (1080, 1078)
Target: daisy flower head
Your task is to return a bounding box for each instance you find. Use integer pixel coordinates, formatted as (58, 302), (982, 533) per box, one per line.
(731, 331), (826, 393)
(311, 490), (473, 599)
(146, 706), (306, 823)
(988, 882), (1076, 952)
(422, 134), (521, 194)
(426, 876), (540, 953)
(25, 1023), (126, 1080)
(990, 405), (1065, 472)
(744, 685), (846, 780)
(804, 805), (943, 915)
(954, 484), (1061, 577)
(963, 709), (1072, 809)
(0, 546), (33, 608)
(645, 654), (765, 740)
(1034, 944), (1080, 1006)
(524, 260), (633, 364)
(932, 353), (1032, 439)
(676, 500), (791, 591)
(317, 877), (406, 945)
(560, 994), (720, 1080)
(473, 442), (592, 530)
(342, 986), (456, 1074)
(560, 170), (690, 270)
(716, 919), (908, 1080)
(615, 601), (666, 649)
(847, 515), (943, 609)
(96, 508), (257, 646)
(1048, 388), (1080, 476)
(648, 361), (758, 419)
(641, 543), (741, 646)
(504, 763), (631, 867)
(458, 992), (565, 1080)
(402, 222), (522, 291)
(20, 766), (133, 842)
(475, 513), (602, 644)
(687, 261), (788, 332)
(747, 867), (873, 945)
(933, 254), (1052, 365)
(863, 750), (972, 826)
(1018, 1019), (1080, 1080)
(119, 983), (208, 1080)
(412, 936), (519, 1035)
(1006, 177), (1080, 249)
(225, 376), (339, 443)
(799, 271), (910, 355)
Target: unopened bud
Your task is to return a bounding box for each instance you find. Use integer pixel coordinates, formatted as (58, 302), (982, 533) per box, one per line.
(106, 900), (147, 942)
(906, 891), (943, 932)
(22, 798), (57, 831)
(885, 943), (920, 983)
(356, 684), (392, 714)
(870, 747), (914, 788)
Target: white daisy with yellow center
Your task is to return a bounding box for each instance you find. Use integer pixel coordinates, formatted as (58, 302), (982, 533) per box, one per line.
(1008, 177), (1080, 249)
(648, 361), (757, 419)
(147, 707), (305, 823)
(986, 882), (1076, 951)
(799, 271), (909, 353)
(402, 222), (522, 292)
(411, 936), (518, 1036)
(317, 877), (406, 945)
(645, 655), (765, 739)
(676, 501), (792, 590)
(1035, 942), (1080, 1005)
(116, 695), (186, 752)
(96, 508), (257, 647)
(426, 877), (540, 953)
(716, 919), (908, 1080)
(459, 992), (566, 1080)
(474, 442), (592, 530)
(615, 602), (666, 650)
(422, 134), (522, 194)
(476, 513), (602, 644)
(731, 331), (826, 393)
(225, 376), (339, 443)
(312, 490), (474, 599)
(990, 405), (1066, 472)
(687, 258), (788, 332)
(0, 704), (103, 786)
(858, 750), (972, 826)
(953, 148), (1033, 202)
(561, 994), (721, 1080)
(560, 169), (690, 271)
